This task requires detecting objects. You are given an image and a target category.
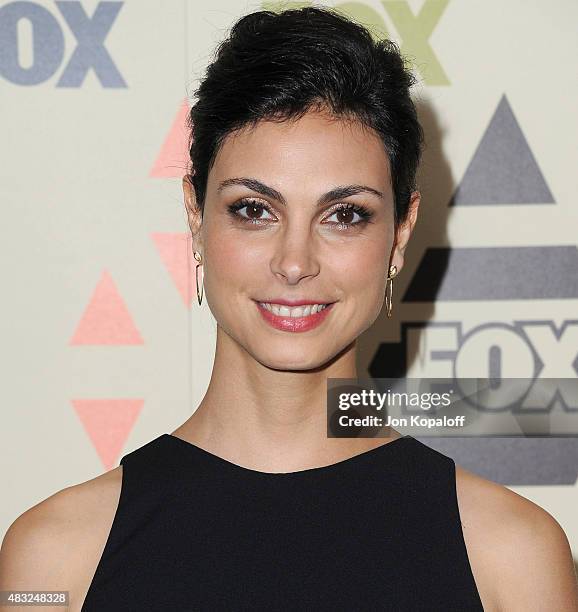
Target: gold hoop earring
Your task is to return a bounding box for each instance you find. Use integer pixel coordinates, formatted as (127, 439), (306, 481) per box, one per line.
(386, 264), (397, 318)
(193, 251), (204, 306)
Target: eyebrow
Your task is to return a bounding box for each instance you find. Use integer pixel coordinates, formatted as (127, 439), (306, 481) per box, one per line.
(217, 177), (384, 207)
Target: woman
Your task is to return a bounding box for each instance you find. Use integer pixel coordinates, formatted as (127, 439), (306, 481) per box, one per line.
(1, 6), (577, 611)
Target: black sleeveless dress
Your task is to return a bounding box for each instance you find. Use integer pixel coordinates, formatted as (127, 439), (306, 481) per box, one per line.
(81, 434), (484, 611)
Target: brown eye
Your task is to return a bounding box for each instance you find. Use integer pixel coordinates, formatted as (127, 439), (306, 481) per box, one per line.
(324, 203), (373, 229)
(227, 198), (275, 225)
(244, 202), (267, 220)
(334, 208), (355, 224)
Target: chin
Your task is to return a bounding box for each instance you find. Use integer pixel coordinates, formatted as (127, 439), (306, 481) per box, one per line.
(254, 347), (332, 372)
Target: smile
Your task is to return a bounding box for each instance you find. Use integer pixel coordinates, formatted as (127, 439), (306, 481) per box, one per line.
(255, 301), (335, 332)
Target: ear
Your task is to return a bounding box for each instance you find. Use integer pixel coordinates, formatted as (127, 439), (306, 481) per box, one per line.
(182, 174), (203, 252)
(390, 190), (421, 273)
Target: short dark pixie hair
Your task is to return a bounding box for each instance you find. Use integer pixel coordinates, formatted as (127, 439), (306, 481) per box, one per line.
(187, 6), (424, 227)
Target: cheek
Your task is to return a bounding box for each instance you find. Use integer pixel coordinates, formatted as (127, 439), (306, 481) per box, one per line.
(203, 227), (266, 296)
(335, 241), (386, 287)
(333, 242), (388, 319)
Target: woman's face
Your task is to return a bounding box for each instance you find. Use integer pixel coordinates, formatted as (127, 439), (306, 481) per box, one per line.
(185, 109), (419, 371)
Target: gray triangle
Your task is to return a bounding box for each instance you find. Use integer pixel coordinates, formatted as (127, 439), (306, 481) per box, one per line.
(450, 94), (555, 205)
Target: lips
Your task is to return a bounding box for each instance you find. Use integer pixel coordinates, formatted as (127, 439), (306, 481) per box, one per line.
(255, 298), (333, 307)
(255, 300), (335, 333)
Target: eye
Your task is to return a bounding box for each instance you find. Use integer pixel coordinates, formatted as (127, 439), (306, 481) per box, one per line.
(323, 203), (374, 230)
(227, 198), (276, 225)
(226, 198), (374, 230)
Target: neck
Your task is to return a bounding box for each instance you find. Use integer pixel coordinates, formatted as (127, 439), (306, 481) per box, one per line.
(172, 325), (397, 472)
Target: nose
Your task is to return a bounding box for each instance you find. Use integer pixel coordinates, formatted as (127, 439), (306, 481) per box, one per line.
(270, 225), (321, 285)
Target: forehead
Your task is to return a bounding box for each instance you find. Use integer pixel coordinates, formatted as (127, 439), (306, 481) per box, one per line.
(209, 110), (391, 191)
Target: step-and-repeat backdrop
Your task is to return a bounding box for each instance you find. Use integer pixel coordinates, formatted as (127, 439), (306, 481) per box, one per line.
(2, 0), (577, 559)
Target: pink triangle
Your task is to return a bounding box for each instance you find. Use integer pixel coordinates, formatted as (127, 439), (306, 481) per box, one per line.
(151, 232), (196, 307)
(149, 98), (191, 178)
(71, 398), (143, 469)
(70, 270), (144, 345)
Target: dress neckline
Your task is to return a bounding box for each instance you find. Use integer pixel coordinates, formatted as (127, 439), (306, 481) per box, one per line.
(162, 433), (411, 477)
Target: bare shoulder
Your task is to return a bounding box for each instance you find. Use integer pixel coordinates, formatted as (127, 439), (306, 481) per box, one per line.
(455, 464), (578, 612)
(0, 466), (123, 611)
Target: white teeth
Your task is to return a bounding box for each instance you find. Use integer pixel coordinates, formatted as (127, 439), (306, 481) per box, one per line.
(260, 303), (329, 317)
